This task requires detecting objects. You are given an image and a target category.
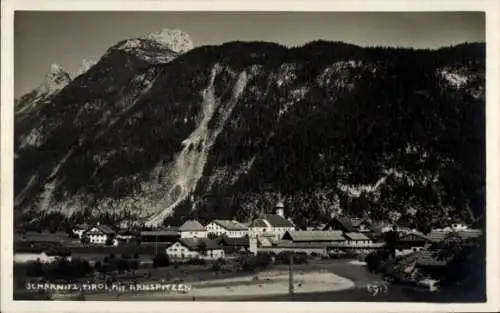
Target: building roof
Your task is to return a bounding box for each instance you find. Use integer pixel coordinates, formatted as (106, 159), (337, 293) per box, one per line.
(398, 232), (430, 242)
(283, 230), (345, 242)
(426, 229), (483, 243)
(73, 224), (89, 230)
(351, 218), (371, 227)
(263, 214), (295, 228)
(178, 238), (220, 251)
(249, 219), (270, 228)
(344, 232), (370, 241)
(211, 220), (248, 231)
(323, 216), (357, 232)
(85, 225), (115, 235)
(179, 220), (206, 232)
(140, 230), (179, 237)
(277, 241), (330, 249)
(415, 249), (450, 267)
(218, 236), (250, 247)
(328, 242), (385, 248)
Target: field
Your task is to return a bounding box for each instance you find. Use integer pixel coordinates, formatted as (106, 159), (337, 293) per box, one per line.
(15, 253), (485, 302)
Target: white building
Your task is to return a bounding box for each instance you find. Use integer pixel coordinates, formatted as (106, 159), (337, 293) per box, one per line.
(166, 238), (225, 260)
(14, 252), (57, 264)
(72, 224), (89, 239)
(248, 201), (295, 241)
(343, 232), (373, 247)
(179, 220), (207, 239)
(206, 220), (248, 238)
(13, 251), (71, 264)
(83, 224), (116, 245)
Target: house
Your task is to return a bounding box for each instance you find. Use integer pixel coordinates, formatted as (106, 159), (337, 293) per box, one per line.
(395, 232), (431, 257)
(165, 238), (224, 260)
(398, 248), (452, 278)
(281, 230), (346, 243)
(248, 201), (296, 241)
(116, 229), (136, 243)
(14, 251), (58, 264)
(179, 220), (207, 239)
(351, 218), (372, 232)
(206, 220), (248, 238)
(13, 248), (71, 264)
(343, 232), (373, 247)
(217, 236), (250, 253)
(255, 232), (279, 247)
(249, 215), (295, 241)
(16, 231), (73, 244)
(72, 224), (89, 239)
(83, 224), (116, 245)
(426, 229), (483, 245)
(140, 229), (180, 244)
(322, 216), (357, 233)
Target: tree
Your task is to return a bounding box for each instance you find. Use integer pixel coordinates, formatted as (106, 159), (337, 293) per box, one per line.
(80, 234), (90, 246)
(105, 236), (114, 246)
(365, 251), (386, 273)
(130, 260), (139, 271)
(197, 241), (208, 256)
(384, 227), (400, 258)
(25, 260), (44, 277)
(116, 259), (130, 274)
(153, 253), (170, 268)
(434, 232), (485, 292)
(94, 261), (102, 272)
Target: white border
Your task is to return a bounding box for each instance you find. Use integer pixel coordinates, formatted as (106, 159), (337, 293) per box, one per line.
(2, 1), (499, 312)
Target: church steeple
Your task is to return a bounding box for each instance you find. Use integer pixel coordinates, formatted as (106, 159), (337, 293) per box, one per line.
(275, 196), (285, 218)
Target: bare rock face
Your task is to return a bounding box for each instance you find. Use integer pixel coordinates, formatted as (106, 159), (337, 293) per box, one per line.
(14, 39), (485, 230)
(141, 28), (194, 54)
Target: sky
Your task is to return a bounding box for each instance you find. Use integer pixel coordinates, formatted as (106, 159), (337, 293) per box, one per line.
(14, 11), (485, 97)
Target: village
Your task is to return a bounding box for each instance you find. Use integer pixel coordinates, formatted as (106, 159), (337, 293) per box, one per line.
(13, 200), (484, 301)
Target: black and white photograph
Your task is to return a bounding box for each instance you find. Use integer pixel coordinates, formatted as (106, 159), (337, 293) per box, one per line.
(1, 1), (499, 312)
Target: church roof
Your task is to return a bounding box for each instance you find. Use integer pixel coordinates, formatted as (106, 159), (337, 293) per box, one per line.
(263, 214), (294, 228)
(179, 220), (206, 232)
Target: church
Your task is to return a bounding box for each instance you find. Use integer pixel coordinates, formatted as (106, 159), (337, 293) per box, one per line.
(248, 201), (296, 242)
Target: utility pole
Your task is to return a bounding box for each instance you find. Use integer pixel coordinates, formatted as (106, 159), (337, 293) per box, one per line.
(288, 253), (294, 297)
(154, 234), (158, 255)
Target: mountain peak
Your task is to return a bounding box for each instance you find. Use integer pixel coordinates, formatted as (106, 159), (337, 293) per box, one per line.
(39, 64), (72, 95)
(50, 63), (65, 74)
(140, 28), (194, 54)
(75, 58), (97, 77)
(108, 29), (194, 64)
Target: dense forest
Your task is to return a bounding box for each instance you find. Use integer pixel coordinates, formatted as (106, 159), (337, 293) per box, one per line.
(14, 39), (485, 230)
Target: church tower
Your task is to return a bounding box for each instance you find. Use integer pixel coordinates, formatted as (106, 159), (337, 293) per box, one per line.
(275, 200), (285, 218)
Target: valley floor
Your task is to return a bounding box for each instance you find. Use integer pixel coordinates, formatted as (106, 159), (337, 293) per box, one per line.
(41, 259), (483, 302)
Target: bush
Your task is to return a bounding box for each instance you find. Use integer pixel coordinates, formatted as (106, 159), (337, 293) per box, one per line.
(153, 253), (170, 268)
(130, 260), (139, 270)
(185, 258), (205, 265)
(211, 258), (226, 272)
(276, 251), (308, 265)
(239, 252), (272, 272)
(116, 259), (130, 274)
(25, 261), (44, 277)
(94, 261), (102, 271)
(100, 262), (118, 274)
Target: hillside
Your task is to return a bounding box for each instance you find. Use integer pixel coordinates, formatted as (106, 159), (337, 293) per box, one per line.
(14, 36), (486, 230)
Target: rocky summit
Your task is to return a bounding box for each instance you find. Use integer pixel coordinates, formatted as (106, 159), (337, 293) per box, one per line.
(14, 31), (485, 229)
